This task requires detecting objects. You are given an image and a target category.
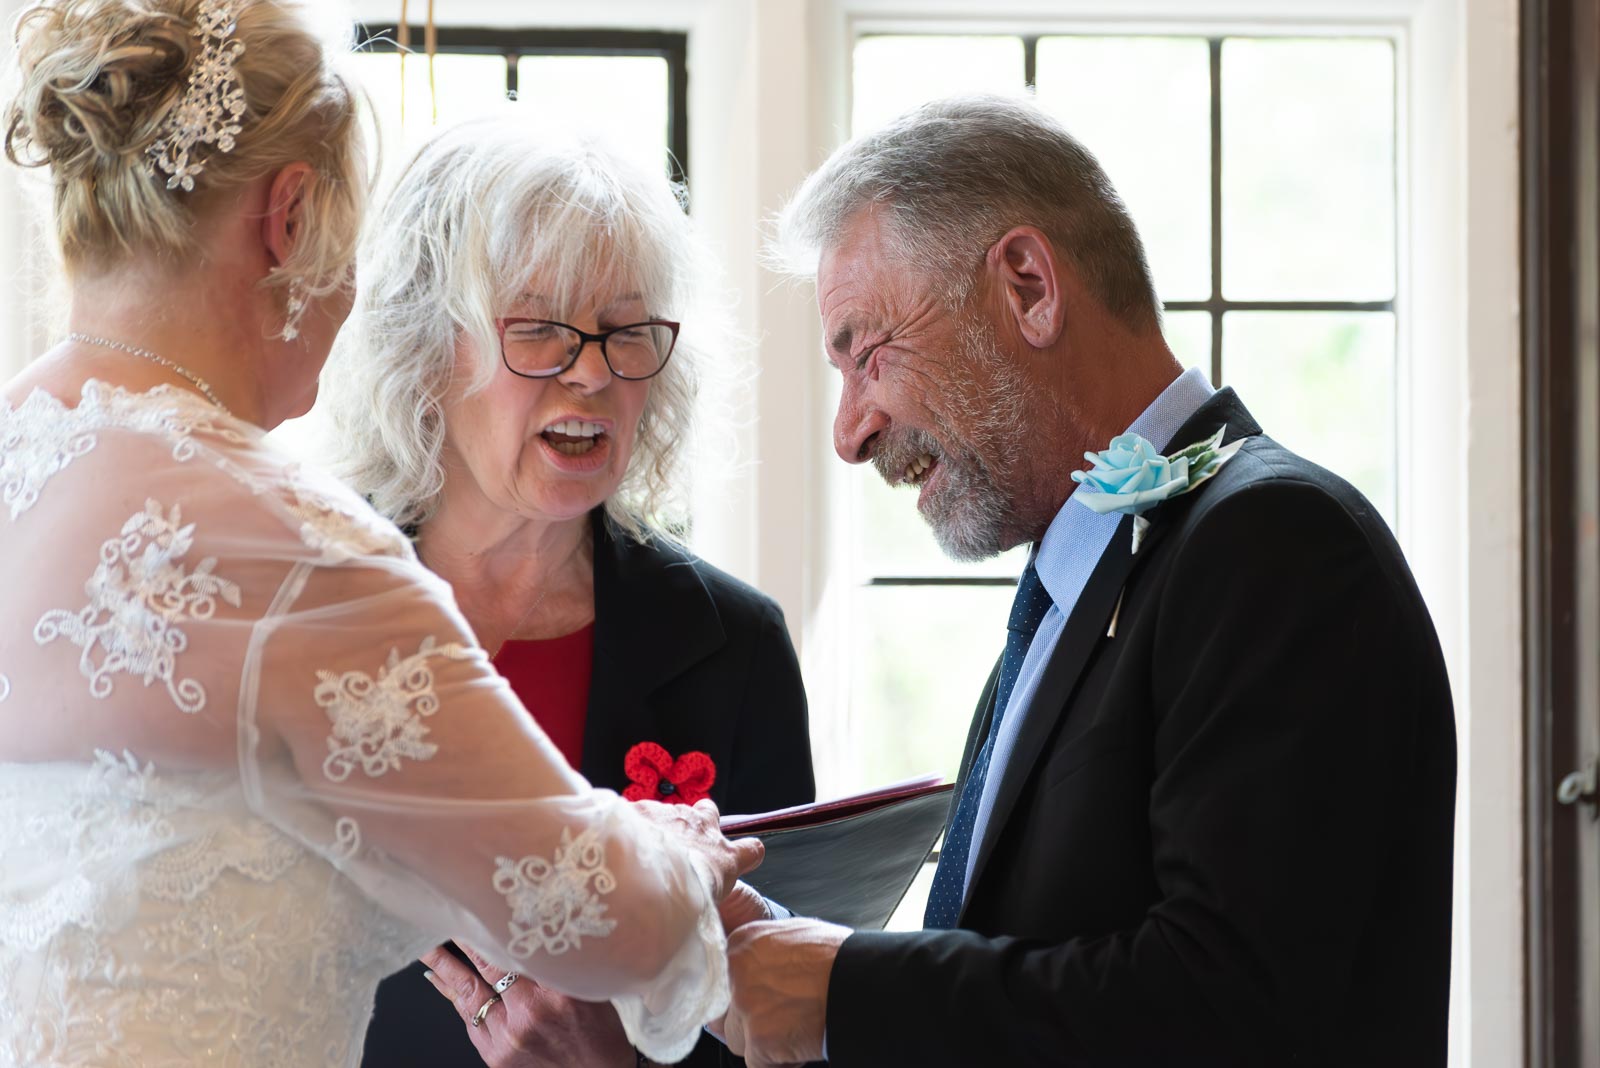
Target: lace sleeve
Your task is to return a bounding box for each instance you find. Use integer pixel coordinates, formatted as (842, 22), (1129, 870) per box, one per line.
(0, 389), (726, 1063)
(238, 543), (727, 1063)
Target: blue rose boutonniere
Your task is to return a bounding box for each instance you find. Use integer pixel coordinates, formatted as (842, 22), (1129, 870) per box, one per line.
(1072, 425), (1244, 553)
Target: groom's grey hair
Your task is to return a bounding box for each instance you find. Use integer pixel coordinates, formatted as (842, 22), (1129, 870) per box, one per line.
(772, 94), (1161, 332)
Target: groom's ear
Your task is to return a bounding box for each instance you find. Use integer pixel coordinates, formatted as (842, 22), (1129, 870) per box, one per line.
(989, 226), (1067, 350)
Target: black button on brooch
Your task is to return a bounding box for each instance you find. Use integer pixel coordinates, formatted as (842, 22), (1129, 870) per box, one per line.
(658, 781), (677, 797)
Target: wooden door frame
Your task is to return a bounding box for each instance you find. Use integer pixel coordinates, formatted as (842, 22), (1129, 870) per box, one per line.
(1522, 0), (1599, 1063)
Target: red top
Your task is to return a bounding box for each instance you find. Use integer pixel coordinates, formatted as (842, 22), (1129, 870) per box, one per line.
(492, 623), (595, 770)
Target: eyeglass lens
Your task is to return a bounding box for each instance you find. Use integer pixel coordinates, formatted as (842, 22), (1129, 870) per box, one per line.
(502, 321), (673, 379)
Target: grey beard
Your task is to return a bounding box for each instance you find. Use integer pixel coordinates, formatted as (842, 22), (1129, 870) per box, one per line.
(872, 320), (1030, 563)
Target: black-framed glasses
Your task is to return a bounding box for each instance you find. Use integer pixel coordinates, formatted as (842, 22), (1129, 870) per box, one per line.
(494, 317), (680, 381)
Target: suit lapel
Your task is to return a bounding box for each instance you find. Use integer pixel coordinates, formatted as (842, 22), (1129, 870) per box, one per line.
(958, 388), (1265, 910)
(580, 514), (725, 790)
(962, 514), (1139, 905)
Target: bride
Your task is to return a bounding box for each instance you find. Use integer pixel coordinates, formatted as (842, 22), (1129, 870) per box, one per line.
(0, 0), (759, 1064)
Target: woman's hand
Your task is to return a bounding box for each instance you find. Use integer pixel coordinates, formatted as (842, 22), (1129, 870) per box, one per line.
(421, 943), (635, 1068)
(631, 797), (765, 902)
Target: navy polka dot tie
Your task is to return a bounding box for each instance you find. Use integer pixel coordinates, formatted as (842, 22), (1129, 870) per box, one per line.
(924, 561), (1053, 930)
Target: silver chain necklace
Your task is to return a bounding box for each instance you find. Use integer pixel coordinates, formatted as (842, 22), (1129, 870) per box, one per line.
(68, 333), (232, 416)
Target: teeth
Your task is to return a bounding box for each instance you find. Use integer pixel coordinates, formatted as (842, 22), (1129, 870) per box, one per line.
(544, 420), (604, 438)
(902, 453), (935, 484)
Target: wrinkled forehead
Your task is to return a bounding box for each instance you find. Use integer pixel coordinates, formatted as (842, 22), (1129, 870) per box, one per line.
(816, 213), (940, 351)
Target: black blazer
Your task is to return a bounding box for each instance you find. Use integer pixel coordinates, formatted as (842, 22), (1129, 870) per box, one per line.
(363, 514), (815, 1067)
(825, 390), (1456, 1067)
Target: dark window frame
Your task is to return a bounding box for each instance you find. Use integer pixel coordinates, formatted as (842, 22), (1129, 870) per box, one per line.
(354, 25), (690, 187)
(856, 31), (1400, 589)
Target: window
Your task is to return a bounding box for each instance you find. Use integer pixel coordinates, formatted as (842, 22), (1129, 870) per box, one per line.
(842, 33), (1399, 925)
(348, 26), (688, 185)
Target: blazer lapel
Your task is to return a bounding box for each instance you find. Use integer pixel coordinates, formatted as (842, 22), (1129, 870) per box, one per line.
(581, 514), (725, 789)
(959, 388), (1265, 909)
(962, 514), (1139, 906)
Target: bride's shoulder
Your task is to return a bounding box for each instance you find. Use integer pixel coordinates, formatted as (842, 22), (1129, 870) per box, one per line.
(1, 379), (412, 565)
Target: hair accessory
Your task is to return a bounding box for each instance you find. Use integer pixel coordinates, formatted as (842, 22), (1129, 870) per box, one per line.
(145, 0), (247, 192)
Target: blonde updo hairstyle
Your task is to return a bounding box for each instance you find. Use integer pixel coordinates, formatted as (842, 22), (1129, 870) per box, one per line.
(4, 0), (364, 318)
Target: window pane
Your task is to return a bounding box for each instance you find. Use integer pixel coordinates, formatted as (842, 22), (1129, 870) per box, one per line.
(1221, 38), (1396, 301)
(1222, 311), (1396, 525)
(853, 585), (1015, 787)
(852, 36), (1025, 135)
(1035, 37), (1211, 302)
(348, 51), (511, 188)
(517, 56), (671, 175)
(1162, 310), (1212, 377)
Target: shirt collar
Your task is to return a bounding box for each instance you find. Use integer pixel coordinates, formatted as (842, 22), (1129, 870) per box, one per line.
(1031, 367), (1216, 605)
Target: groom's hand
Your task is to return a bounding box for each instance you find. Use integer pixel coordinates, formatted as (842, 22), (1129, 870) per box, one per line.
(714, 918), (851, 1068)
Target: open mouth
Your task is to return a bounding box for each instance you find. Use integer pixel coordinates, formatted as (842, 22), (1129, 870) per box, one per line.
(541, 419), (607, 456)
(903, 452), (939, 487)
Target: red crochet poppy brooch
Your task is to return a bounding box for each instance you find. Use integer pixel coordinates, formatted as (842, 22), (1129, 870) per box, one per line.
(623, 742), (715, 805)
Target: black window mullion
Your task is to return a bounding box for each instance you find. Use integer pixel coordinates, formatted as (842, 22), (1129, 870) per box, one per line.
(355, 25), (690, 186)
(1024, 35), (1039, 89)
(867, 576), (1020, 588)
(1208, 36), (1224, 387)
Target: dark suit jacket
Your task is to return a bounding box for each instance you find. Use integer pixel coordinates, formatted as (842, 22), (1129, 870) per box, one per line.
(826, 390), (1456, 1067)
(362, 514), (815, 1067)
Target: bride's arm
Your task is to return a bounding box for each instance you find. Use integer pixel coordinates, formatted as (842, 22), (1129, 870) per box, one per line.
(242, 551), (747, 1063)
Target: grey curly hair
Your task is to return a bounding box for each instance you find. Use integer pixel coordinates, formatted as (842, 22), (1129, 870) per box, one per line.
(319, 119), (716, 540)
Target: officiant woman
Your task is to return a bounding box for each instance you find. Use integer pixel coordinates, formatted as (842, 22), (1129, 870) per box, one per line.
(322, 121), (815, 1068)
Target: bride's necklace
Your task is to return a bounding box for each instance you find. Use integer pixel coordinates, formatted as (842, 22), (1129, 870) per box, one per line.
(68, 332), (232, 416)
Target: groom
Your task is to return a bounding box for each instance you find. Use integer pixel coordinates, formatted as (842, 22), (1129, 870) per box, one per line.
(718, 95), (1456, 1066)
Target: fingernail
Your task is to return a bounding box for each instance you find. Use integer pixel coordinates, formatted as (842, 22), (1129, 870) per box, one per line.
(421, 970), (446, 998)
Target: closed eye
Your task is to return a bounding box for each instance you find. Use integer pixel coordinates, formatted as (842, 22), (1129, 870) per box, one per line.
(853, 340), (888, 371)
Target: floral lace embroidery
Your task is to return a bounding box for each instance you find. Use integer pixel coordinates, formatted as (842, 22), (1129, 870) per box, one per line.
(330, 816), (362, 862)
(0, 753), (423, 1067)
(316, 636), (471, 782)
(35, 499), (242, 713)
(494, 825), (618, 958)
(0, 381), (250, 520)
(278, 475), (412, 563)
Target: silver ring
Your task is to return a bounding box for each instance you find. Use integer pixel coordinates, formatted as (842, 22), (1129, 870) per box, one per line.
(493, 972), (519, 994)
(470, 994), (501, 1028)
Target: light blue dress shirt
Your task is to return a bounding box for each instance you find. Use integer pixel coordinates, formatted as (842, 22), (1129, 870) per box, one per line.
(962, 366), (1216, 895)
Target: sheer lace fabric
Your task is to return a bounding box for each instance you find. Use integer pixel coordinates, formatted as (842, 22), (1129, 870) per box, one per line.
(0, 382), (727, 1067)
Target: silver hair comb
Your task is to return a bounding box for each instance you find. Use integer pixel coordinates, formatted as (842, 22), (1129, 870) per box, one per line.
(145, 0), (246, 191)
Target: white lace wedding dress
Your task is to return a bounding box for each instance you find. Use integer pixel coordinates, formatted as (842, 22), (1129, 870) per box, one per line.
(0, 381), (727, 1067)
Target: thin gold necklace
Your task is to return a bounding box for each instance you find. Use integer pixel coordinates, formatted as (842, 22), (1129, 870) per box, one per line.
(69, 333), (232, 416)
